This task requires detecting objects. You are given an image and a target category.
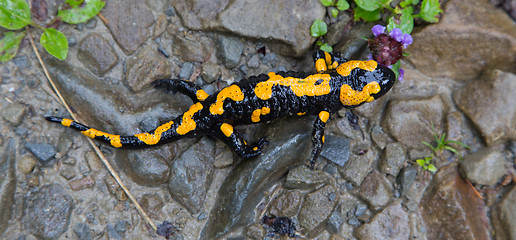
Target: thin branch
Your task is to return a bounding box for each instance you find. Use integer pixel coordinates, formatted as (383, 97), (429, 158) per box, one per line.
(27, 28), (157, 232)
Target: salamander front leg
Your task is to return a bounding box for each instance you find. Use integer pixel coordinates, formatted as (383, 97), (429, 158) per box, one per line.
(153, 79), (210, 102)
(308, 110), (330, 169)
(216, 123), (268, 159)
(312, 50), (348, 72)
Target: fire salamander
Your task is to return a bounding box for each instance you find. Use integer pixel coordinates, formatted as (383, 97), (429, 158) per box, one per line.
(46, 50), (395, 168)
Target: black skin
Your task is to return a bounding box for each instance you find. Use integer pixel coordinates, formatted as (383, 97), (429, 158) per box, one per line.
(46, 50), (396, 169)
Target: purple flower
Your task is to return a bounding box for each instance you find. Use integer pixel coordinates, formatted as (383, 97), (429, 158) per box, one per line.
(398, 68), (405, 82)
(400, 33), (413, 48)
(372, 25), (386, 37)
(389, 28), (403, 42)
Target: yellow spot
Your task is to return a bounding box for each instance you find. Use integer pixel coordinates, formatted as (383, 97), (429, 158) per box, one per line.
(340, 81), (381, 106)
(177, 102), (204, 135)
(196, 90), (209, 101)
(81, 129), (122, 148)
(220, 123), (234, 137)
(330, 61), (339, 70)
(315, 58), (327, 72)
(134, 120), (174, 145)
(324, 52), (332, 66)
(297, 112), (306, 116)
(253, 147), (258, 151)
(255, 72), (332, 100)
(319, 111), (330, 123)
(322, 135), (325, 143)
(61, 118), (73, 127)
(210, 85), (244, 115)
(251, 107), (271, 122)
(336, 60), (377, 76)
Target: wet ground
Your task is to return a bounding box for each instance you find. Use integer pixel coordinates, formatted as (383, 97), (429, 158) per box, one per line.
(1, 0), (515, 239)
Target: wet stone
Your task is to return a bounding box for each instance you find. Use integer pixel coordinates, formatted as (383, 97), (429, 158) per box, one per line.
(18, 154), (38, 175)
(397, 166), (418, 197)
(139, 116), (160, 133)
(285, 166), (329, 189)
(460, 147), (507, 185)
(174, 34), (212, 63)
(268, 190), (303, 217)
(319, 135), (350, 167)
(101, 0), (154, 54)
(23, 184), (75, 239)
(213, 147), (233, 169)
(339, 150), (375, 186)
(298, 184), (338, 235)
(358, 171), (393, 209)
(0, 103), (26, 126)
(59, 165), (76, 180)
(327, 206), (344, 234)
(104, 175), (128, 201)
(25, 142), (56, 165)
(12, 55), (30, 69)
(179, 62), (194, 80)
(216, 35), (244, 68)
(383, 95), (444, 148)
(85, 151), (102, 172)
(69, 176), (95, 191)
(453, 70), (516, 145)
(201, 62), (221, 83)
(356, 201), (409, 240)
(153, 14), (167, 39)
(168, 138), (215, 214)
(370, 125), (389, 150)
(245, 223), (265, 240)
(378, 142), (406, 176)
(492, 185), (516, 240)
(139, 194), (164, 219)
(77, 33), (119, 76)
(74, 223), (93, 240)
(124, 150), (171, 186)
(420, 163), (490, 240)
(126, 45), (172, 92)
(0, 140), (16, 234)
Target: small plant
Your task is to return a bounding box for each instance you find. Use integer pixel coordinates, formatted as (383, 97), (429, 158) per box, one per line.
(416, 124), (469, 173)
(0, 0), (105, 62)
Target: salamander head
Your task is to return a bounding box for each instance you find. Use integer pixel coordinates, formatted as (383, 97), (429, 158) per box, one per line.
(336, 60), (396, 107)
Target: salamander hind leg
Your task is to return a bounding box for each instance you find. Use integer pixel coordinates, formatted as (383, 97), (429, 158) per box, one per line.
(216, 123), (268, 158)
(153, 79), (210, 102)
(308, 110), (330, 169)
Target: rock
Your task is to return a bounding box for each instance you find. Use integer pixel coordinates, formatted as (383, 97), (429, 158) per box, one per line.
(101, 0), (154, 54)
(268, 190), (303, 217)
(213, 147), (233, 168)
(59, 165), (76, 180)
(85, 151), (102, 172)
(453, 70), (516, 145)
(69, 176), (95, 191)
(168, 138), (215, 214)
(126, 45), (171, 92)
(153, 14), (167, 39)
(298, 184), (338, 236)
(327, 206), (344, 234)
(285, 166), (330, 189)
(123, 151), (171, 186)
(173, 0), (325, 56)
(25, 142), (56, 165)
(406, 0), (516, 80)
(201, 118), (312, 239)
(383, 95), (444, 148)
(419, 163), (490, 240)
(492, 185), (516, 240)
(357, 171), (393, 209)
(74, 223), (93, 240)
(245, 223), (266, 240)
(18, 154), (38, 175)
(139, 194), (164, 219)
(397, 166), (418, 197)
(460, 147), (506, 185)
(356, 201), (409, 240)
(216, 35), (244, 68)
(23, 184), (75, 239)
(0, 140), (16, 235)
(0, 103), (26, 126)
(77, 33), (119, 76)
(370, 125), (389, 150)
(174, 34), (213, 63)
(178, 62), (195, 80)
(104, 175), (128, 201)
(12, 54), (30, 69)
(378, 143), (406, 176)
(319, 135), (350, 167)
(338, 147), (376, 186)
(201, 62), (221, 83)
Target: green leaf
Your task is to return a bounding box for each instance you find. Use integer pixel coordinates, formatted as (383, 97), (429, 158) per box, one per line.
(354, 0), (382, 11)
(353, 7), (381, 22)
(65, 0), (84, 7)
(443, 145), (458, 155)
(320, 0), (334, 7)
(0, 31), (25, 62)
(40, 28), (68, 60)
(416, 159), (426, 167)
(427, 164), (437, 173)
(446, 140), (470, 149)
(320, 43), (333, 52)
(331, 8), (339, 18)
(387, 6), (414, 34)
(0, 0), (32, 30)
(58, 0), (105, 24)
(336, 0), (350, 10)
(422, 141), (435, 151)
(415, 0), (442, 23)
(311, 19), (328, 37)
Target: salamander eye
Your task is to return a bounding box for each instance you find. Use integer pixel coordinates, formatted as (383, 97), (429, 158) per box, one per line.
(314, 79), (323, 85)
(370, 65), (396, 99)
